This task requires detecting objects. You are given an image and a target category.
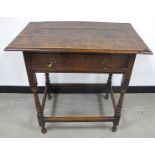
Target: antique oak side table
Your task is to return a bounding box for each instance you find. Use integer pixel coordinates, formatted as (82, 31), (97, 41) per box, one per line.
(5, 22), (152, 133)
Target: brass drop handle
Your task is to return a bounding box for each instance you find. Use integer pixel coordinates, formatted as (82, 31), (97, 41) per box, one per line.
(47, 61), (54, 69)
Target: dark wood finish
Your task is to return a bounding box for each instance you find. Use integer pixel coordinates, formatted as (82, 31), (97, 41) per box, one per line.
(41, 85), (48, 111)
(44, 116), (114, 122)
(45, 73), (52, 99)
(5, 22), (152, 55)
(109, 85), (117, 111)
(112, 55), (136, 132)
(4, 21), (152, 134)
(28, 53), (129, 73)
(23, 53), (46, 133)
(105, 73), (113, 99)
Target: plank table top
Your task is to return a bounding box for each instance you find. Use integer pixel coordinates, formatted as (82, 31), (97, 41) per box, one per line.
(5, 21), (152, 55)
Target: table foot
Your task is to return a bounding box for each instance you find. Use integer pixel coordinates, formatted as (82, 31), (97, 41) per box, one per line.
(104, 94), (109, 100)
(41, 127), (47, 134)
(48, 94), (52, 100)
(111, 126), (117, 132)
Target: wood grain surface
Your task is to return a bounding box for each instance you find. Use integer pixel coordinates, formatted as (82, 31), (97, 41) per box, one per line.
(5, 21), (152, 54)
(28, 53), (129, 73)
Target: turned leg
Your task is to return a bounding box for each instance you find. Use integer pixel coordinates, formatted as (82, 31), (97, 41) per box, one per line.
(26, 73), (47, 133)
(45, 73), (52, 100)
(105, 73), (112, 99)
(112, 55), (136, 132)
(30, 74), (47, 134)
(112, 81), (125, 132)
(32, 87), (47, 133)
(24, 54), (47, 133)
(112, 94), (123, 132)
(111, 72), (126, 132)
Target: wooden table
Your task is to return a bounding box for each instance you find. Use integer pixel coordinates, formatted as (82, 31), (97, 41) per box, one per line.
(5, 21), (152, 133)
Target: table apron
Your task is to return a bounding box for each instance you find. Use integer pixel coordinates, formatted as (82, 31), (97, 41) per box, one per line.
(25, 53), (130, 73)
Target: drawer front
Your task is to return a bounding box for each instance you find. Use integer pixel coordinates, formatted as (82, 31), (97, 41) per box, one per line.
(29, 53), (129, 73)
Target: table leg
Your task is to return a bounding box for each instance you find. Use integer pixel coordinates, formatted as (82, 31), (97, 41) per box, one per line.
(112, 73), (128, 132)
(45, 73), (52, 100)
(112, 86), (125, 132)
(105, 73), (113, 99)
(30, 73), (47, 133)
(112, 55), (136, 132)
(24, 53), (47, 133)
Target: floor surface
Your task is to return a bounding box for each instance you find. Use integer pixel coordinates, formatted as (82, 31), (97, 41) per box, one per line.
(0, 93), (155, 138)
